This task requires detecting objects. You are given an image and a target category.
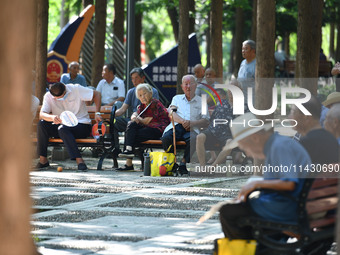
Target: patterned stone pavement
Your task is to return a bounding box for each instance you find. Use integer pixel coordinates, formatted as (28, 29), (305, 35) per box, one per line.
(31, 151), (247, 255)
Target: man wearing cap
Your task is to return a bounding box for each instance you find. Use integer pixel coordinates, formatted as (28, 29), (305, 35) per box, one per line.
(114, 67), (159, 171)
(36, 82), (102, 171)
(219, 112), (311, 239)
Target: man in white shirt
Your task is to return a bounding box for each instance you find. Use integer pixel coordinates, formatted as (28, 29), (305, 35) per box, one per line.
(96, 64), (125, 107)
(36, 82), (102, 171)
(161, 75), (209, 176)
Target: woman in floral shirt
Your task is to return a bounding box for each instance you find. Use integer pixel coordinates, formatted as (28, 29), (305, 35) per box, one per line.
(118, 84), (170, 168)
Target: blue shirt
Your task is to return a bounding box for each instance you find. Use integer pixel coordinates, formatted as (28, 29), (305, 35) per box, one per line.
(320, 105), (329, 127)
(249, 132), (311, 224)
(124, 86), (159, 113)
(60, 73), (87, 87)
(237, 59), (256, 100)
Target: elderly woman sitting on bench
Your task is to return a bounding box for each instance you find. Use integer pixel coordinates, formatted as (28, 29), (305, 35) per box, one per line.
(117, 83), (170, 171)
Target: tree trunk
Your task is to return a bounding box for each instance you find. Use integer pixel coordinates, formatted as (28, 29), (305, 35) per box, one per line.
(60, 0), (70, 29)
(251, 0), (257, 41)
(296, 0), (323, 95)
(35, 0), (49, 102)
(189, 0), (195, 34)
(0, 0), (36, 254)
(210, 0), (223, 78)
(284, 31), (290, 58)
(255, 0), (275, 111)
(229, 34), (235, 75)
(205, 12), (211, 68)
(167, 0), (179, 43)
(114, 0), (124, 44)
(134, 2), (142, 65)
(91, 0), (107, 88)
(329, 22), (335, 60)
(254, 0), (275, 173)
(176, 0), (189, 93)
(233, 6), (244, 77)
(336, 23), (340, 61)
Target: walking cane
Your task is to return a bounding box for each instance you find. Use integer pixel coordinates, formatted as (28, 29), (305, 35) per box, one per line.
(171, 108), (179, 176)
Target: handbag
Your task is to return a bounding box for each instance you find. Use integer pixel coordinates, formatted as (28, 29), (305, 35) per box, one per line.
(213, 238), (256, 255)
(149, 151), (175, 176)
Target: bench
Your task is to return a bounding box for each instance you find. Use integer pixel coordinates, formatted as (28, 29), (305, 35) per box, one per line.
(238, 177), (338, 254)
(283, 60), (333, 78)
(32, 105), (119, 170)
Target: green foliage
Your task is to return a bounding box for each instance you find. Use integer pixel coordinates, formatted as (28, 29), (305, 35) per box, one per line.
(142, 8), (175, 60)
(318, 83), (336, 102)
(48, 0), (83, 49)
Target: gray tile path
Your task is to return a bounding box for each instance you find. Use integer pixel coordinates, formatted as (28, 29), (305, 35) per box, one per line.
(31, 151), (247, 255)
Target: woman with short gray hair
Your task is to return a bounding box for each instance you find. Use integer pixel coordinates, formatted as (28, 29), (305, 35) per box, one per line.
(118, 83), (170, 170)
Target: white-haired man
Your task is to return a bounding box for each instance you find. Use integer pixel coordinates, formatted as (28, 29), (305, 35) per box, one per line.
(161, 75), (209, 176)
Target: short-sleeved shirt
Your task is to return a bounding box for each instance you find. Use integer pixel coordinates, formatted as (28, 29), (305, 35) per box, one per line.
(41, 84), (93, 124)
(162, 94), (209, 135)
(249, 132), (311, 224)
(125, 86), (159, 113)
(300, 129), (339, 165)
(96, 77), (125, 105)
(60, 73), (87, 87)
(137, 98), (170, 133)
(238, 59), (256, 99)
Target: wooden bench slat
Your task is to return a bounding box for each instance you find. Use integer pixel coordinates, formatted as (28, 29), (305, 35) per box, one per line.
(140, 140), (186, 146)
(308, 186), (338, 199)
(310, 216), (336, 229)
(311, 178), (338, 189)
(32, 138), (97, 143)
(307, 197), (338, 214)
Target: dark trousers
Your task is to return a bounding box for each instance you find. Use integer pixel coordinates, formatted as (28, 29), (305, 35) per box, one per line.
(219, 202), (254, 239)
(161, 124), (197, 163)
(124, 121), (162, 148)
(114, 117), (128, 149)
(37, 120), (91, 159)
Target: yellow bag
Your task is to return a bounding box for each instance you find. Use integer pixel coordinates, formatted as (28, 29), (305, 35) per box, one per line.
(213, 238), (256, 255)
(149, 152), (175, 176)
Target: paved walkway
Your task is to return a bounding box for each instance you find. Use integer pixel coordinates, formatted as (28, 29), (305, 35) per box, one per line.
(31, 150), (247, 255)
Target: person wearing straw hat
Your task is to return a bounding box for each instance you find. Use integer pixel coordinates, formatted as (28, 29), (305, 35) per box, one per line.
(219, 112), (311, 239)
(322, 91), (340, 109)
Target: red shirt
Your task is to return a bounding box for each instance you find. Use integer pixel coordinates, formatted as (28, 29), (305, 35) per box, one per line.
(137, 99), (170, 132)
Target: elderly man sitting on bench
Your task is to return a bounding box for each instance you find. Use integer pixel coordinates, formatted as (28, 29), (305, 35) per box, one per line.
(161, 74), (209, 176)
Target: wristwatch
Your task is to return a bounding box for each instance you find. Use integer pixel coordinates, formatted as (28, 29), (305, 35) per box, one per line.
(95, 112), (101, 115)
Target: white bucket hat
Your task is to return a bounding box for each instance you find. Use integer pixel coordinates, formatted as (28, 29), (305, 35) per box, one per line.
(225, 112), (273, 150)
